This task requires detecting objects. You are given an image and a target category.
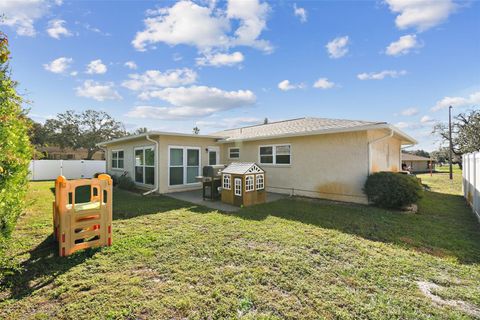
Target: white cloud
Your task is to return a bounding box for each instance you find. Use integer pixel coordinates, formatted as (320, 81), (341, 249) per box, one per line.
(293, 3), (307, 23)
(46, 19), (71, 39)
(132, 0), (272, 53)
(124, 61), (137, 70)
(385, 0), (457, 32)
(278, 80), (303, 91)
(431, 91), (480, 112)
(86, 59), (107, 74)
(0, 0), (61, 36)
(43, 57), (73, 73)
(386, 34), (420, 56)
(75, 80), (122, 101)
(139, 85), (256, 107)
(399, 107), (419, 116)
(395, 121), (410, 129)
(196, 117), (261, 129)
(70, 71), (78, 76)
(122, 68), (197, 92)
(313, 78), (335, 89)
(326, 36), (349, 59)
(357, 70), (407, 80)
(126, 86), (256, 120)
(420, 115), (434, 123)
(196, 51), (244, 67)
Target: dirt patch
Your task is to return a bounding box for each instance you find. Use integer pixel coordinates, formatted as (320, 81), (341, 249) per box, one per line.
(417, 281), (480, 317)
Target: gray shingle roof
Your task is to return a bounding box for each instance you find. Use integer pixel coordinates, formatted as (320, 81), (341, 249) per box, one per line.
(213, 117), (385, 141)
(402, 153), (433, 161)
(222, 162), (264, 175)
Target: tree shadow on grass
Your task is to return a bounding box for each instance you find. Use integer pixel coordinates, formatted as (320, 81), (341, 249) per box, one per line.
(231, 191), (480, 265)
(49, 186), (212, 221)
(1, 235), (99, 300)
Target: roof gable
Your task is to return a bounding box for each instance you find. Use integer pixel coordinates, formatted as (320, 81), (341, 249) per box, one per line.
(222, 162), (264, 175)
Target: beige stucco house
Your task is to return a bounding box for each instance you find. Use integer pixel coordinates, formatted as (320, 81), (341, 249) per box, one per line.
(97, 117), (416, 204)
(402, 153), (435, 173)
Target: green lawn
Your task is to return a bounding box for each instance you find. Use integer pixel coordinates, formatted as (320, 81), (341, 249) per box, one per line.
(1, 171), (480, 319)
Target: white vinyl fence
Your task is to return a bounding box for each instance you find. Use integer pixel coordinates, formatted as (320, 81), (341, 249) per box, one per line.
(29, 160), (106, 181)
(463, 152), (480, 221)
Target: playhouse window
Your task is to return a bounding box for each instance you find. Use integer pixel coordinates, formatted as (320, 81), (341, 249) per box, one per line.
(134, 147), (155, 185)
(256, 174), (264, 190)
(234, 178), (242, 196)
(259, 144), (291, 165)
(229, 147), (240, 159)
(245, 175), (254, 192)
(223, 174), (231, 190)
(169, 146), (201, 186)
(111, 150), (124, 169)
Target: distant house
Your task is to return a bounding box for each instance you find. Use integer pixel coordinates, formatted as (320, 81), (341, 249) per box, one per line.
(98, 117), (416, 204)
(36, 146), (105, 160)
(402, 153), (435, 173)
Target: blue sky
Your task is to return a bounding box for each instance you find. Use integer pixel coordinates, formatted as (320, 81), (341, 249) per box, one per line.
(1, 0), (479, 151)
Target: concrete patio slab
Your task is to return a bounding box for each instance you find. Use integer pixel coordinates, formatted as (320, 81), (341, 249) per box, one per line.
(165, 189), (286, 212)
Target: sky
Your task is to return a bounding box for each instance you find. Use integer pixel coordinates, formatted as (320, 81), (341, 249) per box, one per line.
(1, 0), (479, 151)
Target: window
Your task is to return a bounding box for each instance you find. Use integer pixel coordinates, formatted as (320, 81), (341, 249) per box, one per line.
(223, 174), (231, 190)
(234, 178), (242, 196)
(259, 144), (291, 165)
(245, 175), (254, 192)
(256, 174), (264, 190)
(111, 150), (124, 169)
(134, 147), (154, 185)
(229, 147), (240, 159)
(169, 146), (201, 186)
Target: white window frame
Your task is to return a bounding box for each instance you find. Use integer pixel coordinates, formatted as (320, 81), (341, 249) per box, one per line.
(245, 175), (254, 192)
(228, 147), (240, 159)
(111, 149), (124, 170)
(168, 146), (201, 187)
(223, 174), (231, 190)
(234, 178), (242, 196)
(256, 174), (264, 190)
(134, 146), (155, 186)
(259, 144), (291, 165)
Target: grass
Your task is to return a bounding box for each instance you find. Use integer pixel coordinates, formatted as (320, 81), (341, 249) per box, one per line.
(0, 170), (479, 319)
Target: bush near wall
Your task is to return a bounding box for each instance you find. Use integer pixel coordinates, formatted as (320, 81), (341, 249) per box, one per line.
(0, 33), (33, 261)
(364, 172), (423, 209)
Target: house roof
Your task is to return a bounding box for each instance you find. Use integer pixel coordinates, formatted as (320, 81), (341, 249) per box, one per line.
(97, 131), (223, 146)
(97, 117), (417, 146)
(212, 117), (417, 144)
(402, 153), (433, 161)
(222, 162), (264, 175)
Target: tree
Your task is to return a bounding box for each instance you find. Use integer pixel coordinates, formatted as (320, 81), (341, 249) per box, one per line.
(193, 126), (200, 134)
(403, 149), (430, 158)
(264, 117), (269, 124)
(133, 127), (148, 135)
(44, 110), (126, 159)
(0, 32), (33, 241)
(26, 118), (47, 146)
(433, 109), (480, 156)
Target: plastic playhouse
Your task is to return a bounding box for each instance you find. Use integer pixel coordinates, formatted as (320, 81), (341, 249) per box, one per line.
(53, 174), (113, 256)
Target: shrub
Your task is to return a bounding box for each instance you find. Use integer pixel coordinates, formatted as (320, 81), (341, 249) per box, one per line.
(0, 33), (33, 241)
(117, 175), (135, 190)
(364, 172), (423, 209)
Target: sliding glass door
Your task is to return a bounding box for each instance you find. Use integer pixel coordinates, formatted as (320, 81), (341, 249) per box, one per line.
(134, 147), (155, 185)
(169, 146), (200, 186)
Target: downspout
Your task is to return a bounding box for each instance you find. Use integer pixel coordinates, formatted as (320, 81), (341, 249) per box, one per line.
(143, 134), (159, 196)
(367, 128), (394, 175)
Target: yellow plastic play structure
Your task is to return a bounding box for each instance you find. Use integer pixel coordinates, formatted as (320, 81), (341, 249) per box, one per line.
(53, 174), (113, 256)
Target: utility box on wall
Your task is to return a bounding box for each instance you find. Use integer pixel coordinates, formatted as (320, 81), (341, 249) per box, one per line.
(221, 162), (266, 207)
